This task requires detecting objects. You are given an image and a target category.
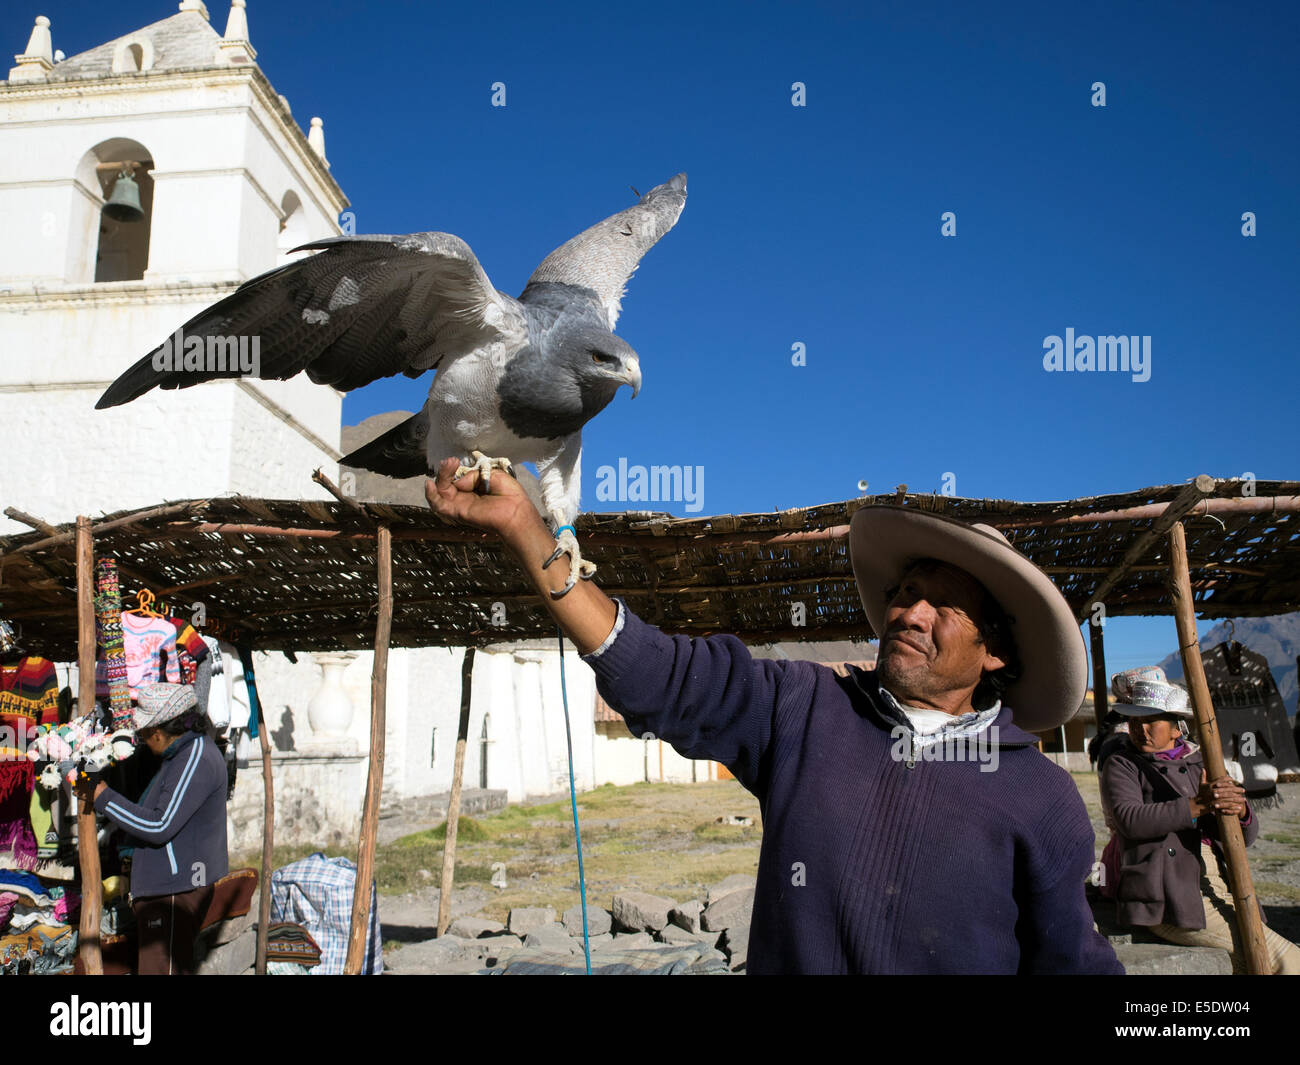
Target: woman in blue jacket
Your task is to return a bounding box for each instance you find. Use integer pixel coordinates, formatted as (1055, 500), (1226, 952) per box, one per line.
(84, 682), (229, 975)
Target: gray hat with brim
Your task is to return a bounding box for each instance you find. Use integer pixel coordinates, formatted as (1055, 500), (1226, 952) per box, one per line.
(134, 682), (197, 731)
(849, 505), (1088, 733)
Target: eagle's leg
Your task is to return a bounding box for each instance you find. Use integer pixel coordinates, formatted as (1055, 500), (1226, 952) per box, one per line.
(452, 450), (514, 492)
(542, 516), (597, 599)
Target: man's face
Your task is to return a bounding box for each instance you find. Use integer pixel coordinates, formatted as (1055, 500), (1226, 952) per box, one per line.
(875, 560), (1007, 714)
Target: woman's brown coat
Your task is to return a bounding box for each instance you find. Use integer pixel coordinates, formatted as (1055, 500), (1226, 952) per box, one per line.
(1098, 738), (1257, 929)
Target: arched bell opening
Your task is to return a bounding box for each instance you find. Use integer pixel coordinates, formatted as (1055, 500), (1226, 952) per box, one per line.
(277, 189), (309, 265)
(81, 137), (154, 283)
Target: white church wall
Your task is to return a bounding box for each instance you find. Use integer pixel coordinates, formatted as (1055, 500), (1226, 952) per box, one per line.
(241, 377), (344, 465)
(0, 378), (239, 533)
(0, 183), (72, 283)
(226, 383), (341, 496)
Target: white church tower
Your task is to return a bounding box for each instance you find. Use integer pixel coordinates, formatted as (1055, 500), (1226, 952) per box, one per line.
(0, 2), (349, 534)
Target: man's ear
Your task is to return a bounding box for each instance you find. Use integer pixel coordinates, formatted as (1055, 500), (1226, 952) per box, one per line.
(981, 646), (1007, 675)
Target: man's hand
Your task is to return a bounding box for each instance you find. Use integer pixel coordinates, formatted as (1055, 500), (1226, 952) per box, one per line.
(424, 456), (618, 654)
(425, 457), (537, 545)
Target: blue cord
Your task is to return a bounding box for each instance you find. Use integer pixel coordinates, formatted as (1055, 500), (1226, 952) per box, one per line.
(557, 627), (592, 974)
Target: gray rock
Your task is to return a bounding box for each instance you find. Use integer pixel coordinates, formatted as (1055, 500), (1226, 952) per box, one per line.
(508, 906), (557, 936)
(448, 915), (506, 939)
(702, 886), (755, 932)
(612, 891), (677, 933)
(386, 935), (485, 975)
(670, 900), (704, 933)
(585, 933), (617, 951)
(563, 904), (612, 937)
(657, 923), (720, 948)
(1113, 943), (1232, 976)
(606, 931), (655, 950)
(196, 927), (256, 975)
(525, 922), (580, 954)
(719, 923), (750, 970)
(482, 933), (524, 966)
(707, 874), (756, 904)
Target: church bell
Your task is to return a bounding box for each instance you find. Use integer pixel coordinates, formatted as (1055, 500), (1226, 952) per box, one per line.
(103, 168), (144, 223)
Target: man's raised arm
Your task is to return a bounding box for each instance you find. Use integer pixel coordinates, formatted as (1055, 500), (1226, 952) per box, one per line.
(424, 456), (783, 792)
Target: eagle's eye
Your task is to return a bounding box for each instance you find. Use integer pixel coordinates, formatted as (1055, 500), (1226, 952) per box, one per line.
(591, 351), (615, 365)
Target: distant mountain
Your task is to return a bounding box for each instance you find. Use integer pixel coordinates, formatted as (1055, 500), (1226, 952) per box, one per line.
(1157, 613), (1300, 717)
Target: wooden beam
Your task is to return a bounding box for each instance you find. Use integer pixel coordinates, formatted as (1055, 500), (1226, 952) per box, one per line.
(2, 506), (59, 535)
(4, 503), (200, 557)
(171, 520), (858, 551)
(1002, 491), (1300, 529)
(344, 523), (392, 974)
(437, 646), (476, 938)
(1078, 475), (1216, 621)
(75, 517), (103, 976)
(1168, 520), (1271, 975)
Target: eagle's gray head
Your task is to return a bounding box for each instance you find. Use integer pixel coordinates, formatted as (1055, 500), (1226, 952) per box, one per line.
(554, 319), (641, 403)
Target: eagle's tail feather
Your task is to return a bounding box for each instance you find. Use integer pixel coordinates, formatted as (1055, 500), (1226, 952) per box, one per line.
(339, 410), (429, 478)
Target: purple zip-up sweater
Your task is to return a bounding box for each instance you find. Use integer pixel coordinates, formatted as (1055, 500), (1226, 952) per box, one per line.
(582, 604), (1123, 975)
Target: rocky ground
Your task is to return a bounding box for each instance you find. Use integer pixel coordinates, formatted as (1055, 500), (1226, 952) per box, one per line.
(369, 777), (1300, 975)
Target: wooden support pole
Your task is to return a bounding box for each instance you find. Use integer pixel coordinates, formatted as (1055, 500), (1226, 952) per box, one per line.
(254, 695), (274, 975)
(437, 646), (476, 937)
(345, 523), (392, 974)
(75, 516), (103, 976)
(1168, 520), (1271, 975)
(1089, 619), (1109, 734)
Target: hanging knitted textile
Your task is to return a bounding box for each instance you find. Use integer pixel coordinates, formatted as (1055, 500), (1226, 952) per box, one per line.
(94, 558), (132, 731)
(0, 760), (36, 871)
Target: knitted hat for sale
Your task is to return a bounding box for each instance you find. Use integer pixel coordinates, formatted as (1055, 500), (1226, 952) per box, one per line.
(133, 683), (197, 731)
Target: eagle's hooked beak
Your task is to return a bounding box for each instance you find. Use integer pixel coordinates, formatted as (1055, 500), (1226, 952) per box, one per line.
(624, 356), (642, 399)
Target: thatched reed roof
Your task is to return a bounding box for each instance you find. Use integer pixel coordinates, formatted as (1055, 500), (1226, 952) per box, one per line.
(1, 477), (1297, 660)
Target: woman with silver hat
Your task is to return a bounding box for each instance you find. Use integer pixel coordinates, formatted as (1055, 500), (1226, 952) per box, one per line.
(1097, 666), (1299, 974)
(76, 681), (229, 975)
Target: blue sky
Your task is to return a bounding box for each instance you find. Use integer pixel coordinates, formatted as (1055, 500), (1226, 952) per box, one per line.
(24, 0), (1298, 670)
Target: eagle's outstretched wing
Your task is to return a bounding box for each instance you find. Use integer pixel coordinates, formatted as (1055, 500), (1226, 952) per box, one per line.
(96, 232), (527, 408)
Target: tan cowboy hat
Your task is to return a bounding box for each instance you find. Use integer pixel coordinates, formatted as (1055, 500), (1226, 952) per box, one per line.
(849, 505), (1088, 732)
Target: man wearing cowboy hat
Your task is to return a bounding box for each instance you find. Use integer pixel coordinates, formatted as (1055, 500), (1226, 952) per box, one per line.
(79, 682), (229, 975)
(427, 460), (1122, 974)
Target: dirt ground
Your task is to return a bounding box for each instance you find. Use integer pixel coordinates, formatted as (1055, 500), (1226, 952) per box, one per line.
(371, 780), (763, 945)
